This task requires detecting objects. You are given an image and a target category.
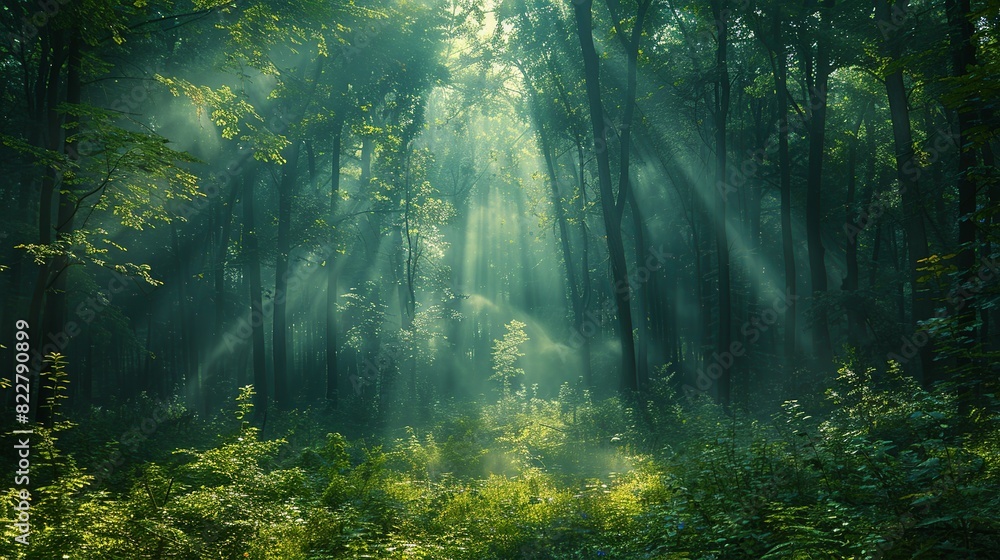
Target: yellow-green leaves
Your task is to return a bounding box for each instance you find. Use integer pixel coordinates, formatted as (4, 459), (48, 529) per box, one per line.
(491, 319), (530, 393)
(155, 75), (290, 162)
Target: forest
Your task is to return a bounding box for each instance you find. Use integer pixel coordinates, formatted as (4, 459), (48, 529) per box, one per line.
(1, 0), (999, 557)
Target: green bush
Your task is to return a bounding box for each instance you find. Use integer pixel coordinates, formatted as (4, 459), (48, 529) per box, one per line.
(3, 358), (998, 559)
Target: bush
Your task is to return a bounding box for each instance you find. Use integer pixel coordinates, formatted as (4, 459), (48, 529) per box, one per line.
(3, 359), (998, 559)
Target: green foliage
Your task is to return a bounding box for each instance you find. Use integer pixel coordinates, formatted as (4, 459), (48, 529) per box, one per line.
(3, 359), (998, 558)
(155, 76), (291, 163)
(40, 353), (70, 421)
(490, 319), (529, 394)
(638, 361), (1000, 559)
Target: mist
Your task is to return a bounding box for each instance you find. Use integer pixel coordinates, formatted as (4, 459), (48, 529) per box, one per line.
(1, 0), (999, 557)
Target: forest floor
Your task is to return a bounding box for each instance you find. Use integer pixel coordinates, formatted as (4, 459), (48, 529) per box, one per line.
(3, 366), (1000, 559)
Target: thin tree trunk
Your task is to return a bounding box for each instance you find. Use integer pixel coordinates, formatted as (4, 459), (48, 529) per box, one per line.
(982, 144), (998, 349)
(31, 31), (69, 426)
(712, 0), (732, 407)
(572, 0), (638, 393)
(214, 176), (241, 400)
(871, 223), (883, 290)
(171, 223), (200, 406)
(512, 189), (536, 311)
(805, 0), (834, 365)
(242, 165), (268, 417)
(532, 102), (588, 384)
(843, 114), (864, 348)
(628, 186), (651, 388)
(401, 148), (419, 402)
(576, 140), (594, 386)
(611, 0), (652, 390)
(878, 0), (935, 381)
(273, 141), (302, 409)
(327, 121), (344, 407)
(773, 9), (797, 363)
(946, 0), (978, 380)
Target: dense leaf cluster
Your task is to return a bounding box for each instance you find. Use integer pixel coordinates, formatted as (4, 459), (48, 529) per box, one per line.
(2, 357), (998, 559)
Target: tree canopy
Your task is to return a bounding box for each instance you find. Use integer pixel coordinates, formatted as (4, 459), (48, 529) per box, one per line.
(1, 0), (999, 557)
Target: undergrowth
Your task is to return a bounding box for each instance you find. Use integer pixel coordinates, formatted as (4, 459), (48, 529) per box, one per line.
(1, 360), (998, 559)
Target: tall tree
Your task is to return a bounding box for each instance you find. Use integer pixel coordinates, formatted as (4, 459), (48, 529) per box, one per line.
(773, 7), (797, 362)
(711, 0), (732, 406)
(606, 0), (653, 387)
(327, 114), (345, 408)
(572, 0), (638, 393)
(876, 0), (934, 381)
(241, 165), (268, 418)
(945, 0), (979, 379)
(804, 0), (835, 365)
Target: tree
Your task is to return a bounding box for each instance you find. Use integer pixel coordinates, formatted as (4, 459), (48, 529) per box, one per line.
(803, 0), (836, 366)
(572, 0), (639, 394)
(711, 0), (732, 406)
(875, 0), (934, 382)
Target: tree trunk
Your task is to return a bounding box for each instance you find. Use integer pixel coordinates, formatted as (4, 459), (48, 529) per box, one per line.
(213, 176), (241, 401)
(945, 0), (978, 380)
(878, 0), (935, 382)
(533, 104), (589, 385)
(805, 1), (834, 365)
(712, 0), (732, 407)
(572, 0), (638, 393)
(628, 186), (651, 388)
(982, 144), (998, 349)
(30, 31), (69, 426)
(576, 140), (594, 387)
(772, 9), (797, 363)
(327, 122), (344, 407)
(170, 223), (200, 406)
(843, 114), (863, 348)
(273, 141), (302, 409)
(401, 149), (419, 402)
(242, 165), (268, 418)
